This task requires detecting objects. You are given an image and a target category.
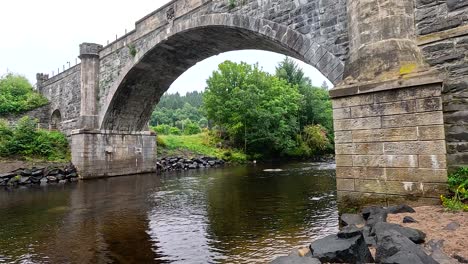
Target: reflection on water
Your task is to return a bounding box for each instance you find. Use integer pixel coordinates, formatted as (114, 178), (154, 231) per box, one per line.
(0, 162), (338, 263)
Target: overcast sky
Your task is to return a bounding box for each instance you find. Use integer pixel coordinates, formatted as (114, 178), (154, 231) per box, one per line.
(0, 0), (331, 94)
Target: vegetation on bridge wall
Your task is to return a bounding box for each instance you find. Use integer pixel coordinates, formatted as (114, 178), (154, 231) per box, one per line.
(0, 74), (48, 115)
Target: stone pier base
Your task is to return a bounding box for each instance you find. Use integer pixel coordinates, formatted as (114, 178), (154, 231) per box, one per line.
(330, 76), (448, 208)
(71, 130), (156, 179)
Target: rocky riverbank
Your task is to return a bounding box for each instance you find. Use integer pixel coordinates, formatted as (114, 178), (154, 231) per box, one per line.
(0, 164), (79, 187)
(271, 204), (468, 264)
(156, 156), (225, 172)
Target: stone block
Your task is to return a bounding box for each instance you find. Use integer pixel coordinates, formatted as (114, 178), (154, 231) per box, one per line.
(416, 98), (442, 112)
(352, 127), (418, 142)
(336, 167), (386, 179)
(335, 143), (384, 155)
(355, 179), (386, 193)
(336, 155), (353, 166)
(374, 85), (441, 104)
(381, 112), (443, 128)
(419, 155), (447, 169)
(353, 155), (418, 168)
(337, 178), (355, 191)
(335, 131), (353, 143)
(386, 168), (447, 183)
(383, 140), (446, 155)
(350, 100), (416, 118)
(332, 94), (374, 109)
(418, 125), (445, 140)
(334, 117), (381, 131)
(333, 108), (351, 120)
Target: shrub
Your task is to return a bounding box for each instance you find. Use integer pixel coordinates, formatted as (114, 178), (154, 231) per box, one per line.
(156, 136), (167, 148)
(302, 124), (331, 155)
(0, 117), (69, 161)
(0, 74), (48, 115)
(183, 122), (202, 135)
(169, 126), (181, 135)
(441, 167), (468, 212)
(152, 124), (171, 135)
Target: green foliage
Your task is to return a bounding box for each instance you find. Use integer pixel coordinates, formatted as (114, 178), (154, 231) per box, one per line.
(302, 124), (332, 154)
(0, 74), (48, 115)
(127, 44), (137, 57)
(150, 92), (205, 128)
(0, 117), (69, 161)
(169, 126), (181, 135)
(156, 136), (167, 148)
(441, 167), (468, 212)
(158, 133), (246, 162)
(152, 124), (171, 135)
(228, 0), (236, 9)
(204, 61), (302, 157)
(183, 120), (202, 135)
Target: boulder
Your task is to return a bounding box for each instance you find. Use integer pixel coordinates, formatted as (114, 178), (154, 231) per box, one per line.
(386, 204), (415, 214)
(362, 206), (387, 227)
(58, 180), (67, 184)
(31, 169), (44, 177)
(375, 229), (438, 264)
(337, 225), (362, 239)
(403, 216), (418, 223)
(373, 222), (426, 244)
(340, 213), (365, 227)
(47, 176), (58, 182)
(19, 176), (30, 185)
(310, 232), (374, 263)
(270, 255), (320, 264)
(362, 226), (376, 246)
(425, 240), (458, 264)
(20, 169), (32, 176)
(7, 176), (20, 186)
(0, 172), (16, 179)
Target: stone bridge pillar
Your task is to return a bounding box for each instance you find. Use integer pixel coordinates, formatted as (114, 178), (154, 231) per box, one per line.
(331, 0), (448, 207)
(78, 43), (102, 129)
(71, 43), (156, 179)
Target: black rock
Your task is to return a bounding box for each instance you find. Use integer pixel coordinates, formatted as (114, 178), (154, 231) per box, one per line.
(47, 176), (58, 182)
(58, 180), (67, 184)
(310, 233), (374, 263)
(443, 221), (460, 231)
(30, 176), (42, 184)
(362, 225), (376, 246)
(386, 204), (416, 214)
(337, 225), (362, 239)
(340, 213), (365, 227)
(362, 206), (388, 226)
(0, 172), (16, 179)
(20, 169), (32, 176)
(31, 169), (43, 177)
(425, 239), (457, 264)
(373, 222), (426, 244)
(40, 178), (48, 185)
(7, 176), (20, 186)
(453, 253), (468, 263)
(403, 216), (418, 223)
(375, 229), (438, 264)
(19, 176), (30, 185)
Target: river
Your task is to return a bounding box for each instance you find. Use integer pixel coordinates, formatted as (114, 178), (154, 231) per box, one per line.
(0, 162), (338, 263)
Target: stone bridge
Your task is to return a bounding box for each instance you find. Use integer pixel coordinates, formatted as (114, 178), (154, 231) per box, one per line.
(35, 0), (468, 204)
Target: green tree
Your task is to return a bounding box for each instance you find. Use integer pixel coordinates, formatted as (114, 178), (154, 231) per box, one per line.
(275, 57), (334, 142)
(203, 61), (301, 156)
(0, 74), (48, 115)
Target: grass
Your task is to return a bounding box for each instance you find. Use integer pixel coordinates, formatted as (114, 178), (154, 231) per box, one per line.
(157, 132), (246, 162)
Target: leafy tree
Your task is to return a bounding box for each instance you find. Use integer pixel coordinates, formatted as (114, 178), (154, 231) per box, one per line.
(0, 74), (48, 115)
(204, 61), (301, 156)
(276, 57), (334, 142)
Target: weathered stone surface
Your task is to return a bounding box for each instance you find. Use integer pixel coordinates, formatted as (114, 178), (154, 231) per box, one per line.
(403, 216), (418, 223)
(386, 204), (416, 214)
(310, 233), (374, 263)
(373, 222), (426, 244)
(340, 214), (365, 227)
(375, 229), (438, 264)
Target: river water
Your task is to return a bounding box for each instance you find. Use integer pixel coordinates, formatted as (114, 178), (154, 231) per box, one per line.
(0, 162), (338, 263)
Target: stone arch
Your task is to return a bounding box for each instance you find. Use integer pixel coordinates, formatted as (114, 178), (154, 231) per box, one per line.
(100, 14), (344, 132)
(50, 109), (62, 131)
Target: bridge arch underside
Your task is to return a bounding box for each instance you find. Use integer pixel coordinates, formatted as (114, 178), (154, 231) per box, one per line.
(101, 23), (343, 132)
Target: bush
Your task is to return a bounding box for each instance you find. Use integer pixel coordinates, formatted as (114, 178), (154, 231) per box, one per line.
(156, 136), (167, 148)
(0, 74), (48, 115)
(302, 124), (331, 155)
(183, 122), (202, 135)
(0, 117), (69, 161)
(441, 167), (468, 212)
(169, 126), (181, 135)
(152, 124), (171, 135)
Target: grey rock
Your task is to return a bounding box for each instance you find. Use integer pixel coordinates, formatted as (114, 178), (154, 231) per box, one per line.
(58, 180), (67, 184)
(270, 254), (320, 264)
(375, 229), (438, 264)
(453, 253), (468, 263)
(386, 204), (416, 214)
(443, 221), (460, 231)
(373, 222), (426, 244)
(340, 213), (365, 227)
(362, 206), (388, 227)
(425, 240), (458, 264)
(337, 224), (362, 239)
(310, 233), (374, 263)
(0, 172), (17, 179)
(47, 176), (58, 182)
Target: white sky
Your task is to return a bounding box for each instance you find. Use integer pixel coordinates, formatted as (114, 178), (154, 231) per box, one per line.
(0, 0), (331, 94)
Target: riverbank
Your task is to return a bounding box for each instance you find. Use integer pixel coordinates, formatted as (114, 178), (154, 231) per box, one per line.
(0, 163), (78, 187)
(273, 204), (468, 263)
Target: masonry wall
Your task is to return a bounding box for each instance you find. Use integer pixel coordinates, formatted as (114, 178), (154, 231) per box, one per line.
(71, 131), (156, 178)
(39, 65), (81, 135)
(334, 84), (448, 204)
(415, 0), (468, 170)
(3, 104), (51, 129)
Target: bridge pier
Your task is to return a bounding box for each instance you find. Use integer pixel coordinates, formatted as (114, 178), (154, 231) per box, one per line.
(332, 0), (448, 207)
(71, 130), (156, 179)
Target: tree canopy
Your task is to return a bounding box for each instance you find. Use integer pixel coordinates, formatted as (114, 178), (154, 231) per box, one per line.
(0, 74), (48, 115)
